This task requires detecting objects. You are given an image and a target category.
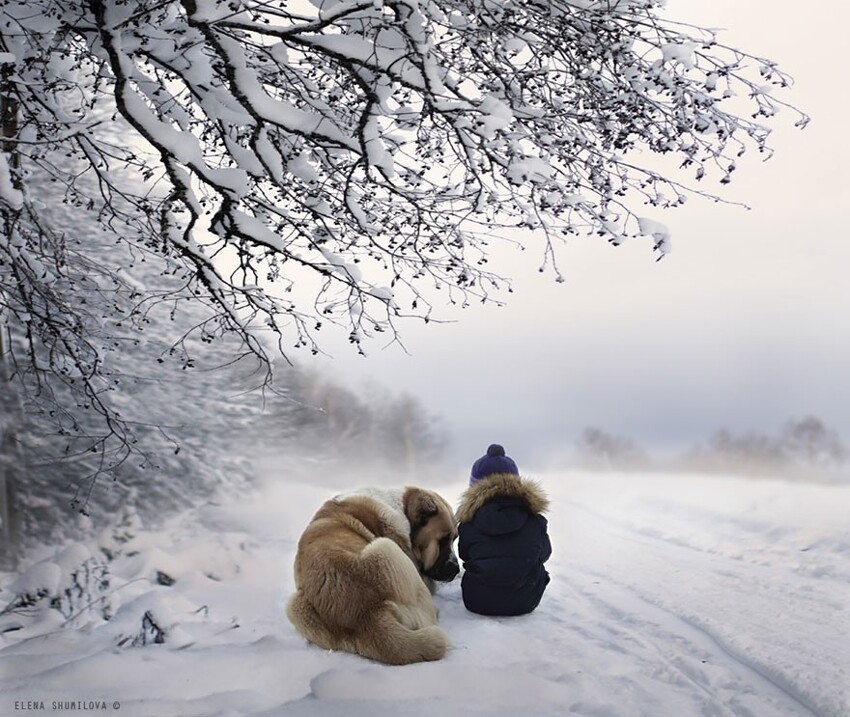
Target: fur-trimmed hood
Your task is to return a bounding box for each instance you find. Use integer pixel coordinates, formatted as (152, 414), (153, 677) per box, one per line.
(455, 473), (549, 524)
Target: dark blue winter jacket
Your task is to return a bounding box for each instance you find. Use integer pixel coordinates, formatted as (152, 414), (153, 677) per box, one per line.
(456, 473), (551, 616)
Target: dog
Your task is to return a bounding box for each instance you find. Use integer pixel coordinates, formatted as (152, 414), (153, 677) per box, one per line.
(285, 486), (459, 665)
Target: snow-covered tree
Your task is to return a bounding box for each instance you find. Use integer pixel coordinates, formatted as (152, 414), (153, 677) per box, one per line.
(0, 145), (269, 549)
(1, 0), (805, 491)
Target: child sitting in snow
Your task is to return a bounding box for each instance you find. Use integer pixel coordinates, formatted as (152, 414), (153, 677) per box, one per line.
(455, 444), (551, 616)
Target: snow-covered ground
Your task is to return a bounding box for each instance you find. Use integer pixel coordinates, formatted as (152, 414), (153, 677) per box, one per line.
(1, 467), (848, 717)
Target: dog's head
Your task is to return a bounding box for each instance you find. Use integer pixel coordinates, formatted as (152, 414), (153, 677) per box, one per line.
(403, 488), (460, 583)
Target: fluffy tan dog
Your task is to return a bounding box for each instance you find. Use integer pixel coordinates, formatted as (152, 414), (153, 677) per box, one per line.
(286, 486), (459, 665)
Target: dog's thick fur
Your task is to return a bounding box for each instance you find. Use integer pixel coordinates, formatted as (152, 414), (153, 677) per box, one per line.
(285, 486), (458, 665)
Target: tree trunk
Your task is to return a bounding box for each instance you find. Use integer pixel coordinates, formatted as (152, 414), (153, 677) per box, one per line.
(0, 449), (19, 571)
(0, 60), (22, 570)
(0, 330), (21, 571)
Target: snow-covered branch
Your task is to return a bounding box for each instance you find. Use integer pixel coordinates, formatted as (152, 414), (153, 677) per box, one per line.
(0, 0), (805, 487)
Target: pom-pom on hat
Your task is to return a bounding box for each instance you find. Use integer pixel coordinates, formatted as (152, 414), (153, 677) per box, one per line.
(470, 443), (519, 485)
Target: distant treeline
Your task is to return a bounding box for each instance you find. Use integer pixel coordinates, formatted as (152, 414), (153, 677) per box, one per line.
(573, 416), (848, 480)
(254, 362), (448, 483)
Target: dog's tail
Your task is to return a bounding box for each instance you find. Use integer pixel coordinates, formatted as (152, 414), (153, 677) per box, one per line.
(355, 603), (449, 665)
(286, 591), (449, 665)
(353, 537), (450, 664)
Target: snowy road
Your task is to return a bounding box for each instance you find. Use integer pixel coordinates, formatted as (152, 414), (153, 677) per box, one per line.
(564, 476), (849, 717)
(546, 503), (837, 717)
(1, 471), (848, 717)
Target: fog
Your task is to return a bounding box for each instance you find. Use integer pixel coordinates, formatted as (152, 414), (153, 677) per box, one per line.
(300, 0), (850, 471)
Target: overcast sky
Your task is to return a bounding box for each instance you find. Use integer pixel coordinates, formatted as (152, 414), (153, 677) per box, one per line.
(306, 0), (850, 470)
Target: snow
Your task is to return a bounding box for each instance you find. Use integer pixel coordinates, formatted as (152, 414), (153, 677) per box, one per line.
(506, 156), (555, 185)
(286, 153), (320, 186)
(0, 152), (24, 211)
(637, 215), (672, 253)
(474, 95), (515, 138)
(318, 247), (363, 282)
(661, 42), (698, 70)
(1, 468), (848, 717)
(7, 561), (62, 599)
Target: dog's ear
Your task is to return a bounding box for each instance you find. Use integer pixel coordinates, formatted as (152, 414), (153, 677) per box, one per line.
(406, 492), (439, 533)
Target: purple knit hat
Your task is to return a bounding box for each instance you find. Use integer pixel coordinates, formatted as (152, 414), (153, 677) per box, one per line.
(470, 444), (519, 485)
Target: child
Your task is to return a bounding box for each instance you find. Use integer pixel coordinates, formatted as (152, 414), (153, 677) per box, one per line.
(456, 444), (551, 616)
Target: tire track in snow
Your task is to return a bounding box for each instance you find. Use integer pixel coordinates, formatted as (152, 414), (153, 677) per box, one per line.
(563, 567), (819, 717)
(558, 499), (844, 717)
(559, 584), (742, 717)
